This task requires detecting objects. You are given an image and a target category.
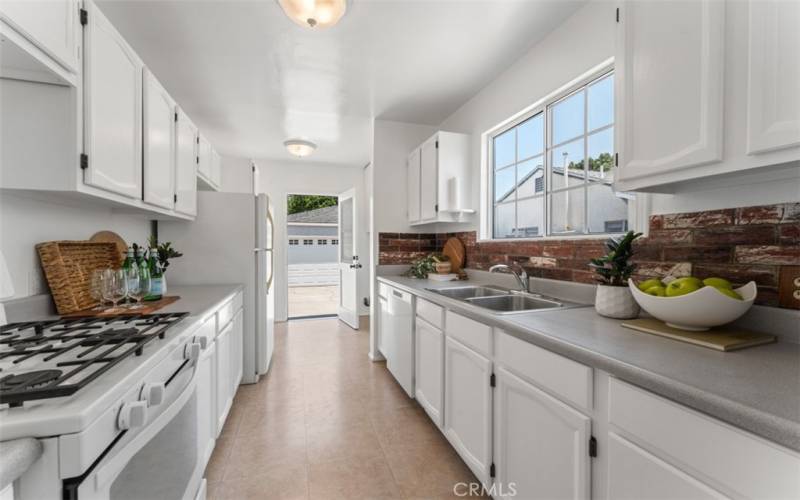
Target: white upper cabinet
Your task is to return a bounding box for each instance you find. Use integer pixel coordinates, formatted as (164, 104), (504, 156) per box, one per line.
(746, 0), (800, 155)
(407, 148), (421, 223)
(196, 133), (220, 191)
(142, 68), (176, 209)
(175, 107), (198, 216)
(0, 0), (80, 83)
(211, 148), (222, 188)
(614, 0), (725, 189)
(408, 131), (472, 226)
(493, 367), (591, 500)
(83, 0), (143, 199)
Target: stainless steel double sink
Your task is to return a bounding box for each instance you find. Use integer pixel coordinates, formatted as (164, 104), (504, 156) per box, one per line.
(425, 285), (582, 314)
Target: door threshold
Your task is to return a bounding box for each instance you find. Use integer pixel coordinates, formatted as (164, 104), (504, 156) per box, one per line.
(288, 313), (338, 321)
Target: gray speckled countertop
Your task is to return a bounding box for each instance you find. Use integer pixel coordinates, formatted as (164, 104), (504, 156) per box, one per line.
(378, 275), (800, 452)
(159, 284), (243, 319)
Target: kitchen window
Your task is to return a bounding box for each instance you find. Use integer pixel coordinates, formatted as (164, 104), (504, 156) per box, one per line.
(303, 239), (313, 245)
(487, 68), (632, 240)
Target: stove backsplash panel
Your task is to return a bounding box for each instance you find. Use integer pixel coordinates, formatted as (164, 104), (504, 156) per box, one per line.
(378, 203), (800, 309)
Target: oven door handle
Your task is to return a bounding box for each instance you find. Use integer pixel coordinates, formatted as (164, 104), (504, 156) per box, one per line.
(92, 361), (199, 491)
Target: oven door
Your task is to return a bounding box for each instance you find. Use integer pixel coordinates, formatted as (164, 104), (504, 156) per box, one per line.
(69, 357), (201, 500)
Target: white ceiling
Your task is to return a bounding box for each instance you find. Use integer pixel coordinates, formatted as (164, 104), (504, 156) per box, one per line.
(97, 0), (585, 166)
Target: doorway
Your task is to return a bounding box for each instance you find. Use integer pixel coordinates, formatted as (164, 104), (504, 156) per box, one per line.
(286, 194), (340, 319)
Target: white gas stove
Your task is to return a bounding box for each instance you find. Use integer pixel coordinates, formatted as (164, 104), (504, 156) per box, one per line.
(0, 312), (212, 500)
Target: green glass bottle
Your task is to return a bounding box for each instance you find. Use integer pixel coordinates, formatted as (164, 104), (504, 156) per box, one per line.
(146, 245), (163, 301)
(122, 247), (134, 271)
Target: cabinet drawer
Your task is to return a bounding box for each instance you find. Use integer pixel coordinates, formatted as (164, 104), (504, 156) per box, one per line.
(609, 378), (800, 499)
(445, 311), (491, 357)
(416, 298), (443, 329)
(378, 282), (389, 299)
(217, 291), (242, 333)
(495, 331), (592, 412)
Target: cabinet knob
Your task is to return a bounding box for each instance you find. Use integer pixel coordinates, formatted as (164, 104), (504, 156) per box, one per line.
(118, 401), (148, 430)
(140, 382), (165, 407)
(184, 342), (201, 361)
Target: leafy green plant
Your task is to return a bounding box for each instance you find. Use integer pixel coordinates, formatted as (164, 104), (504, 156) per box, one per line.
(405, 253), (448, 279)
(148, 236), (183, 273)
(589, 230), (643, 286)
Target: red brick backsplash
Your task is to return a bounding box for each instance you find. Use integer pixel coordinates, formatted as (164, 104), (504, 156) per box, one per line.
(378, 203), (800, 309)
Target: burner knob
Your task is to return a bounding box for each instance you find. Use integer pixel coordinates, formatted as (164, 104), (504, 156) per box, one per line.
(183, 342), (201, 361)
(195, 335), (208, 350)
(140, 382), (165, 407)
(118, 401), (148, 430)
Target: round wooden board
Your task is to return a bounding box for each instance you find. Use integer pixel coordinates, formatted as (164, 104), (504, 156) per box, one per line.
(90, 231), (127, 261)
(442, 237), (466, 273)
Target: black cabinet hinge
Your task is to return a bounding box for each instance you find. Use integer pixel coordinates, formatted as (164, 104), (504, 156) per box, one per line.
(490, 373), (496, 387)
(435, 204), (439, 212)
(614, 152), (618, 167)
(174, 112), (178, 122)
(435, 140), (439, 149)
(80, 8), (88, 26)
(196, 136), (200, 145)
(589, 436), (597, 457)
(174, 194), (177, 203)
(489, 463), (496, 478)
(615, 7), (619, 22)
(80, 153), (88, 170)
(196, 156), (199, 164)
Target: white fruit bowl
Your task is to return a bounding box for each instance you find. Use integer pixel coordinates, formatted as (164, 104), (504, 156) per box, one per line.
(628, 279), (757, 331)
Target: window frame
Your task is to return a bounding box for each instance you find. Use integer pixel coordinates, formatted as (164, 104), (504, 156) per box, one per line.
(480, 59), (646, 242)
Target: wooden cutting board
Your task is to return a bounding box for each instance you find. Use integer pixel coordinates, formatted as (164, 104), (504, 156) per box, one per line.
(90, 231), (128, 261)
(621, 318), (776, 351)
(442, 237), (466, 273)
(61, 296), (180, 318)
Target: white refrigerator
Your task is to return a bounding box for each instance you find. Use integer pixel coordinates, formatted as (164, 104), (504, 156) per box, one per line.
(160, 191), (275, 383)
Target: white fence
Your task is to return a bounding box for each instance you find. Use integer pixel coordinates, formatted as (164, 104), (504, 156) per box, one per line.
(288, 263), (339, 286)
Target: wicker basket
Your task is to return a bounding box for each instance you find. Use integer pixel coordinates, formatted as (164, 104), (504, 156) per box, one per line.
(36, 241), (123, 314)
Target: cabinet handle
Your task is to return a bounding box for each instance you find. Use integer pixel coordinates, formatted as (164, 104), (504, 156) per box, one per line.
(393, 290), (403, 298)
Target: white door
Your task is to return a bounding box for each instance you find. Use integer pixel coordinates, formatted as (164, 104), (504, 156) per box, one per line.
(420, 136), (438, 220)
(415, 317), (444, 428)
(337, 188), (360, 329)
(174, 107), (198, 216)
(746, 0), (800, 155)
(407, 148), (421, 223)
(493, 367), (591, 500)
(615, 0), (724, 184)
(444, 336), (492, 483)
(607, 433), (726, 500)
(143, 68), (176, 209)
(83, 0), (143, 199)
(0, 0), (80, 73)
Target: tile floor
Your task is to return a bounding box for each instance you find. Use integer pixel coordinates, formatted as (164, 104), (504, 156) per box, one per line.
(205, 317), (484, 500)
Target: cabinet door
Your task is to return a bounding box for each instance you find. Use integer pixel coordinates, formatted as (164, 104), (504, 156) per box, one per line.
(230, 310), (243, 391)
(215, 323), (232, 436)
(197, 134), (212, 179)
(196, 341), (216, 469)
(607, 433), (726, 500)
(419, 137), (438, 221)
(746, 0), (800, 154)
(415, 317), (444, 428)
(211, 149), (222, 188)
(615, 0), (724, 183)
(444, 336), (492, 482)
(83, 0), (143, 199)
(143, 68), (176, 209)
(0, 0), (80, 73)
(493, 367), (590, 500)
(174, 108), (198, 216)
(407, 148), (421, 223)
(378, 296), (390, 357)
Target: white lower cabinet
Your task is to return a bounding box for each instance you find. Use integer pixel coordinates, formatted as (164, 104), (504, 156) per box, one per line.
(493, 367), (591, 500)
(215, 320), (233, 436)
(378, 295), (389, 357)
(230, 309), (244, 391)
(607, 433), (725, 500)
(196, 336), (216, 469)
(415, 317), (444, 428)
(444, 336), (493, 483)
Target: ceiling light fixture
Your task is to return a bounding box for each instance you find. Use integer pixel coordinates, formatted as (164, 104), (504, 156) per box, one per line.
(278, 0), (347, 29)
(284, 139), (317, 157)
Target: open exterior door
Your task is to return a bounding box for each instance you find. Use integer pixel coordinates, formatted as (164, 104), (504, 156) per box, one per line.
(338, 188), (360, 329)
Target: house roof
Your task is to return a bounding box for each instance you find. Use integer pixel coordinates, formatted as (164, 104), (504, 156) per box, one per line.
(497, 166), (614, 203)
(287, 205), (338, 224)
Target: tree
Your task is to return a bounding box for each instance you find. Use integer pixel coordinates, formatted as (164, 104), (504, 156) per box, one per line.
(287, 194), (338, 215)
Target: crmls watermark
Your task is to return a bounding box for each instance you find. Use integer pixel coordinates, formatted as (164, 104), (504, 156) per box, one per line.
(453, 482), (518, 497)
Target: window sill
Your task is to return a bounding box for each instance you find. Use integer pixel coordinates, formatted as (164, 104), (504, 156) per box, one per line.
(478, 232), (625, 244)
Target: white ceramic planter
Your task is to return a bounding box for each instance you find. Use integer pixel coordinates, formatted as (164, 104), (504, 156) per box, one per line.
(595, 285), (640, 319)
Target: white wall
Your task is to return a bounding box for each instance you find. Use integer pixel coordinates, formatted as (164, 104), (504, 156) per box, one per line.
(223, 157), (371, 322)
(0, 192), (150, 299)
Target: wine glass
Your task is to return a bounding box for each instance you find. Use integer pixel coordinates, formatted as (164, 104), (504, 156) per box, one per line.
(90, 269), (106, 310)
(124, 266), (140, 309)
(128, 268), (151, 309)
(103, 269), (127, 312)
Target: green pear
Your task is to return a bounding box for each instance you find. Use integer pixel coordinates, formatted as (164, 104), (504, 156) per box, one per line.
(645, 285), (667, 296)
(703, 277), (733, 289)
(666, 277), (703, 297)
(638, 278), (663, 291)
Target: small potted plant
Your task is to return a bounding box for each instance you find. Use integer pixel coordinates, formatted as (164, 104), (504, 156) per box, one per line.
(589, 230), (643, 319)
(405, 254), (438, 279)
(147, 236), (183, 295)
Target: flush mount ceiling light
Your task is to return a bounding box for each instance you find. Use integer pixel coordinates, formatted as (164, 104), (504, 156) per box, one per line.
(284, 139), (317, 157)
(278, 0), (347, 29)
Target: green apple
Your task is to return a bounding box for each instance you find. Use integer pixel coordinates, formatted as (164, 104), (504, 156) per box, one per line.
(714, 287), (742, 300)
(703, 277), (733, 289)
(638, 278), (663, 291)
(644, 285), (667, 296)
(665, 277), (703, 297)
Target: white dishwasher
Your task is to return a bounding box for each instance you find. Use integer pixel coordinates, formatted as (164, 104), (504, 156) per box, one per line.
(385, 286), (415, 397)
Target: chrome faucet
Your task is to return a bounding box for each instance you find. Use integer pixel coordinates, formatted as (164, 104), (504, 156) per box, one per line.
(489, 263), (529, 292)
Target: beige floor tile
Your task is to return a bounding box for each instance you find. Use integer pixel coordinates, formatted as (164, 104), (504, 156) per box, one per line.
(306, 423), (385, 465)
(370, 406), (443, 449)
(308, 457), (402, 499)
(215, 463), (309, 500)
(223, 434), (308, 480)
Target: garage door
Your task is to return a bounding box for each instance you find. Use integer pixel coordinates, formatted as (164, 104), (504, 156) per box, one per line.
(288, 263), (339, 286)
